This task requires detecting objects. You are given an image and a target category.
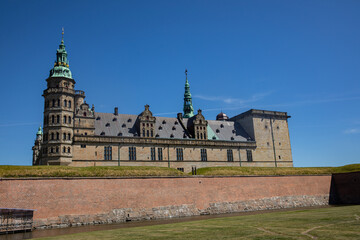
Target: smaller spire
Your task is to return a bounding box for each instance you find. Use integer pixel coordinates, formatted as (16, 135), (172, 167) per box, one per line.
(36, 126), (43, 136)
(183, 69), (194, 118)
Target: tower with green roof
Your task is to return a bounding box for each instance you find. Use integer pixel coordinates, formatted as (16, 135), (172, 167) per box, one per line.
(183, 69), (194, 118)
(40, 29), (75, 165)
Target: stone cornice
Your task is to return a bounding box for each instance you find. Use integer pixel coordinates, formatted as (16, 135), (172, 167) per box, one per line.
(74, 135), (257, 148)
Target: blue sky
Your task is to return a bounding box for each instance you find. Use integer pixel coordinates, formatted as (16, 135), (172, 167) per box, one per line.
(0, 0), (359, 167)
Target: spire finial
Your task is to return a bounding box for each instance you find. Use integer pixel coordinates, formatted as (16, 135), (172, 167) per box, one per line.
(185, 69), (188, 79)
(61, 27), (64, 42)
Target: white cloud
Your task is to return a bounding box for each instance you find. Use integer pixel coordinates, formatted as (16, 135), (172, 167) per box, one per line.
(343, 128), (360, 134)
(194, 91), (272, 106)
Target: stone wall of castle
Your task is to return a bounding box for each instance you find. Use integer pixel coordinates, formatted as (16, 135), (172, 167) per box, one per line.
(0, 175), (331, 228)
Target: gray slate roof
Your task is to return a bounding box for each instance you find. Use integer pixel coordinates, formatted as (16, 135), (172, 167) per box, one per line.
(94, 112), (250, 142)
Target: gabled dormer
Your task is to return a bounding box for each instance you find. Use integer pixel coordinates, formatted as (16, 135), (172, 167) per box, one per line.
(138, 105), (156, 138)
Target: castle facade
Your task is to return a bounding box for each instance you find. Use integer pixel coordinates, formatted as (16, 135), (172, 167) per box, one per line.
(32, 35), (293, 172)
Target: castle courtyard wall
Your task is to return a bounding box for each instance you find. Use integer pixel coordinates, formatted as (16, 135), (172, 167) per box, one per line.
(0, 175), (331, 228)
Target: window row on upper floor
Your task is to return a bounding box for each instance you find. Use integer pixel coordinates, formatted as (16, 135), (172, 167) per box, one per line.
(42, 146), (71, 154)
(43, 132), (72, 142)
(44, 114), (72, 125)
(45, 99), (72, 109)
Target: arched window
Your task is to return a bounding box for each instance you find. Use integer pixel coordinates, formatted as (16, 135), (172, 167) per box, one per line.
(56, 147), (59, 153)
(200, 133), (203, 139)
(68, 133), (71, 140)
(151, 130), (153, 137)
(57, 99), (60, 107)
(68, 101), (71, 108)
(51, 115), (55, 124)
(63, 133), (66, 140)
(57, 115), (60, 123)
(52, 99), (55, 107)
(56, 132), (59, 140)
(63, 147), (66, 153)
(68, 147), (71, 153)
(50, 147), (54, 153)
(142, 129), (145, 137)
(64, 100), (67, 107)
(83, 112), (87, 117)
(68, 116), (71, 124)
(147, 130), (149, 137)
(63, 116), (67, 124)
(51, 133), (54, 140)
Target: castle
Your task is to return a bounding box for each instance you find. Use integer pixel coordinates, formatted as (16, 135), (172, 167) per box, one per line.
(32, 34), (293, 172)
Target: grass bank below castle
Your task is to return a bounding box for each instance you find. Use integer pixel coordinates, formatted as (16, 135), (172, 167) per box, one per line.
(0, 164), (359, 178)
(35, 205), (360, 240)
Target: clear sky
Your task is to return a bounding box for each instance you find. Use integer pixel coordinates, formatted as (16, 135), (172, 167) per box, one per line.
(0, 0), (359, 167)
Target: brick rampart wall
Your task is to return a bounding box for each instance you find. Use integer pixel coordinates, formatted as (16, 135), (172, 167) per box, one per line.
(0, 175), (331, 228)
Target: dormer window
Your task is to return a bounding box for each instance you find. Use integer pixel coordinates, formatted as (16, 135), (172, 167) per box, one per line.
(155, 134), (159, 138)
(172, 126), (176, 130)
(231, 137), (234, 140)
(100, 132), (105, 136)
(118, 132), (122, 136)
(159, 126), (162, 130)
(122, 124), (126, 128)
(216, 129), (220, 133)
(128, 119), (132, 123)
(170, 134), (174, 138)
(96, 117), (101, 120)
(220, 124), (224, 128)
(174, 121), (178, 125)
(105, 123), (110, 127)
(212, 136), (216, 140)
(232, 130), (235, 134)
(112, 118), (117, 121)
(162, 120), (166, 124)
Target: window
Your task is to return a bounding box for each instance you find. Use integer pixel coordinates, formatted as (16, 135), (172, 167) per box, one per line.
(50, 147), (54, 153)
(176, 148), (183, 161)
(63, 133), (66, 140)
(44, 133), (48, 141)
(63, 116), (67, 124)
(129, 147), (136, 160)
(81, 145), (86, 148)
(151, 130), (153, 137)
(64, 100), (67, 107)
(150, 147), (156, 161)
(177, 168), (184, 172)
(246, 150), (253, 162)
(56, 132), (59, 140)
(57, 115), (60, 123)
(51, 133), (54, 140)
(227, 149), (233, 162)
(52, 99), (55, 107)
(201, 149), (207, 161)
(105, 123), (110, 127)
(63, 147), (66, 153)
(68, 147), (71, 153)
(56, 147), (59, 153)
(142, 129), (145, 137)
(68, 133), (71, 140)
(68, 116), (71, 124)
(279, 155), (281, 159)
(146, 130), (149, 137)
(52, 115), (55, 124)
(68, 101), (71, 108)
(158, 148), (163, 161)
(57, 99), (60, 107)
(104, 146), (112, 160)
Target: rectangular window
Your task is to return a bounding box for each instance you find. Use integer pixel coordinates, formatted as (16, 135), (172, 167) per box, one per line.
(201, 149), (207, 161)
(129, 147), (136, 161)
(176, 148), (183, 161)
(104, 146), (112, 160)
(150, 147), (156, 161)
(158, 148), (163, 161)
(246, 150), (253, 162)
(177, 168), (184, 172)
(227, 149), (233, 162)
(81, 144), (86, 148)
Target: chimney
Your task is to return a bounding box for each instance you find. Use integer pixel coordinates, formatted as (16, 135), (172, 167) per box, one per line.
(114, 107), (118, 115)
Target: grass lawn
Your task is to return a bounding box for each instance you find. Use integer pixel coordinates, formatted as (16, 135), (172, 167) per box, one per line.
(0, 165), (184, 178)
(0, 164), (359, 178)
(35, 205), (360, 240)
(196, 164), (360, 176)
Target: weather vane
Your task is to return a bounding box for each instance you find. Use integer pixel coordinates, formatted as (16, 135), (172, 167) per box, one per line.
(62, 27), (64, 41)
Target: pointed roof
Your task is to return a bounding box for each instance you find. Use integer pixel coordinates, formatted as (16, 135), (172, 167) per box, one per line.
(183, 69), (194, 118)
(49, 28), (73, 78)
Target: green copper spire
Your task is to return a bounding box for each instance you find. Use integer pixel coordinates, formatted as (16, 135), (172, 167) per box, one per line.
(49, 28), (72, 78)
(36, 126), (43, 136)
(183, 69), (194, 118)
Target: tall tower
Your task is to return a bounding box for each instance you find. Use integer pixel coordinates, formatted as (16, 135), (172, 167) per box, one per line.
(183, 69), (194, 118)
(41, 30), (75, 165)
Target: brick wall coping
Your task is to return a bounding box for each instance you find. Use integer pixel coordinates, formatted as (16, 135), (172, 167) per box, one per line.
(0, 174), (332, 181)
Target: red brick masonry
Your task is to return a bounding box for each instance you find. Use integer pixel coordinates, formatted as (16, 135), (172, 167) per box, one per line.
(0, 175), (331, 228)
